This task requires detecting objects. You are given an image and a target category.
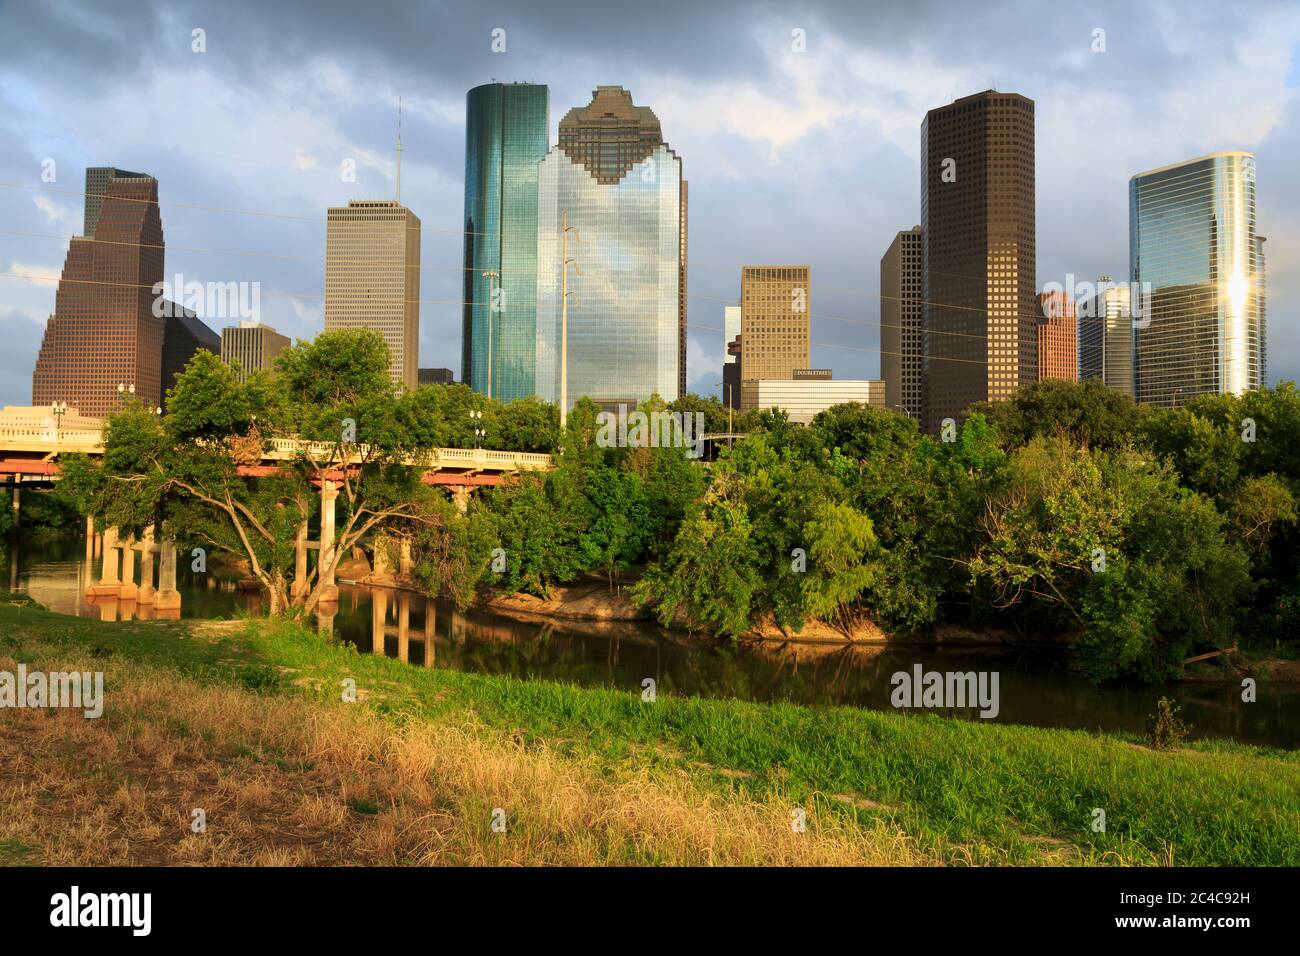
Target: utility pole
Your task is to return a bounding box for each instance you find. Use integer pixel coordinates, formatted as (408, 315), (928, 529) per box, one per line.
(559, 210), (579, 428)
(482, 269), (499, 400)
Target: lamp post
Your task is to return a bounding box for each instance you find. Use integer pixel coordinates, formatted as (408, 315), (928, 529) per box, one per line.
(469, 409), (485, 450)
(50, 401), (68, 441)
(117, 383), (135, 405)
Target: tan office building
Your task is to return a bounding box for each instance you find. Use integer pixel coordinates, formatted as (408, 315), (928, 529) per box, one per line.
(741, 378), (884, 425)
(221, 321), (291, 382)
(881, 227), (923, 419)
(325, 200), (421, 391)
(739, 266), (810, 409)
(1036, 290), (1077, 382)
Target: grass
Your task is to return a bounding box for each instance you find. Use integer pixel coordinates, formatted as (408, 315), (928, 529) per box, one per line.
(0, 600), (1296, 866)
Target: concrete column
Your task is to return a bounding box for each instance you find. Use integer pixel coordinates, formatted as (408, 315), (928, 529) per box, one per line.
(118, 536), (138, 600)
(451, 485), (471, 514)
(89, 527), (121, 596)
(423, 600), (435, 667)
(319, 479), (339, 603)
(84, 516), (94, 567)
(372, 534), (390, 578)
(399, 537), (412, 576)
(397, 591), (410, 662)
(11, 485), (19, 527)
(85, 513), (95, 541)
(291, 520), (309, 599)
(137, 525), (156, 604)
(154, 537), (181, 612)
(371, 586), (387, 655)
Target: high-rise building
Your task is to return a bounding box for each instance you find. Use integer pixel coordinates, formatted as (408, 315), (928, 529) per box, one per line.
(880, 227), (923, 419)
(723, 305), (742, 410)
(1077, 278), (1134, 397)
(1036, 290), (1077, 382)
(921, 90), (1036, 434)
(1130, 152), (1265, 406)
(418, 367), (455, 386)
(462, 82), (550, 402)
(535, 86), (685, 411)
(738, 266), (811, 410)
(160, 305), (219, 405)
(221, 321), (291, 382)
(33, 167), (165, 418)
(325, 199), (421, 392)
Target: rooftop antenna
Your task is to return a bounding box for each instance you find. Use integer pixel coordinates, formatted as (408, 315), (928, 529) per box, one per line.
(395, 97), (403, 203)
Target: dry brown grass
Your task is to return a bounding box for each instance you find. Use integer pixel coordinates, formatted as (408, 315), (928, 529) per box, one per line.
(0, 650), (933, 866)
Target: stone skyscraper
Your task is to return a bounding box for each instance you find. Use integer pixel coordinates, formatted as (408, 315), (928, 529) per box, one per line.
(33, 167), (166, 417)
(462, 82), (549, 401)
(535, 86), (686, 410)
(1130, 152), (1264, 406)
(921, 90), (1036, 433)
(325, 199), (421, 392)
(737, 266), (811, 410)
(880, 227), (923, 420)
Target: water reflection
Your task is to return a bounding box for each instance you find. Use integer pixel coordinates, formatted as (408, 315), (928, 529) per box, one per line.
(7, 534), (1299, 748)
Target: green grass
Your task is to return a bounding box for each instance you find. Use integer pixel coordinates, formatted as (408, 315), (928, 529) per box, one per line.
(1, 600), (1296, 865)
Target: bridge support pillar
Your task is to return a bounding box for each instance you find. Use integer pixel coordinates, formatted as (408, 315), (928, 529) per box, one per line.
(397, 592), (410, 662)
(88, 526), (121, 596)
(371, 586), (387, 655)
(423, 602), (435, 667)
(451, 485), (471, 514)
(290, 520), (308, 600)
(137, 526), (156, 605)
(318, 479), (339, 603)
(372, 534), (390, 578)
(11, 486), (18, 527)
(154, 537), (181, 612)
(118, 535), (138, 601)
(399, 537), (412, 577)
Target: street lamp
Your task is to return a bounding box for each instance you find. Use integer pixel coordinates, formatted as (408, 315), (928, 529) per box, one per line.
(469, 409), (485, 450)
(49, 401), (68, 441)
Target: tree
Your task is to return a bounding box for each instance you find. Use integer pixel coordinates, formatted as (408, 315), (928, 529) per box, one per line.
(972, 378), (1147, 451)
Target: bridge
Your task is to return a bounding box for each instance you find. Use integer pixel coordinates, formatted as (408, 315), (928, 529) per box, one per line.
(0, 409), (553, 614)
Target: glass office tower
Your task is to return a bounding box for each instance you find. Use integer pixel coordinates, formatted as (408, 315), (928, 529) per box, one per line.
(1130, 152), (1264, 406)
(462, 82), (549, 402)
(535, 87), (684, 411)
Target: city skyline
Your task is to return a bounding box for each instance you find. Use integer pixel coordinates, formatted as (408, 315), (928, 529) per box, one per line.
(3, 1), (1300, 411)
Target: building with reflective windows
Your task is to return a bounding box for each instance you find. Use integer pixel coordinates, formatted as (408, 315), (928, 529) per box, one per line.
(921, 90), (1037, 434)
(1130, 152), (1265, 406)
(462, 82), (549, 402)
(1077, 278), (1134, 398)
(1036, 290), (1077, 382)
(535, 87), (684, 410)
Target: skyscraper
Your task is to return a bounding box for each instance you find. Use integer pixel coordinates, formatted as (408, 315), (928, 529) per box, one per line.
(1130, 152), (1265, 406)
(33, 167), (165, 417)
(1036, 290), (1077, 382)
(739, 267), (811, 402)
(535, 86), (685, 411)
(324, 199), (421, 391)
(723, 304), (742, 410)
(1077, 278), (1134, 397)
(160, 306), (219, 405)
(462, 82), (549, 401)
(921, 90), (1036, 434)
(221, 321), (291, 382)
(880, 227), (923, 419)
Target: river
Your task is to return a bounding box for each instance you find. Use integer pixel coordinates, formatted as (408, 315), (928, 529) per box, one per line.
(6, 533), (1298, 748)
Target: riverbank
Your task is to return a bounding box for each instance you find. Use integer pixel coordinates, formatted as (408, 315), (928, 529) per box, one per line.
(1, 601), (1295, 865)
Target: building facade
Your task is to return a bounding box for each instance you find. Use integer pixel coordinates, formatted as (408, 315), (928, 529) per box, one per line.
(921, 90), (1036, 433)
(462, 82), (549, 402)
(880, 227), (923, 419)
(740, 378), (884, 425)
(535, 86), (685, 411)
(1077, 278), (1134, 397)
(418, 367), (455, 386)
(160, 306), (219, 406)
(723, 304), (742, 410)
(1130, 152), (1265, 406)
(325, 199), (421, 392)
(738, 265), (811, 411)
(33, 167), (165, 418)
(221, 321), (291, 382)
(1036, 290), (1077, 382)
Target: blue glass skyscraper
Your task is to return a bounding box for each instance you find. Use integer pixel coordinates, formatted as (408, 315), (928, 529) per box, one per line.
(462, 82), (549, 402)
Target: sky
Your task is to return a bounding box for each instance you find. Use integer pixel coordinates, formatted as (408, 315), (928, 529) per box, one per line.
(1, 0), (1298, 407)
